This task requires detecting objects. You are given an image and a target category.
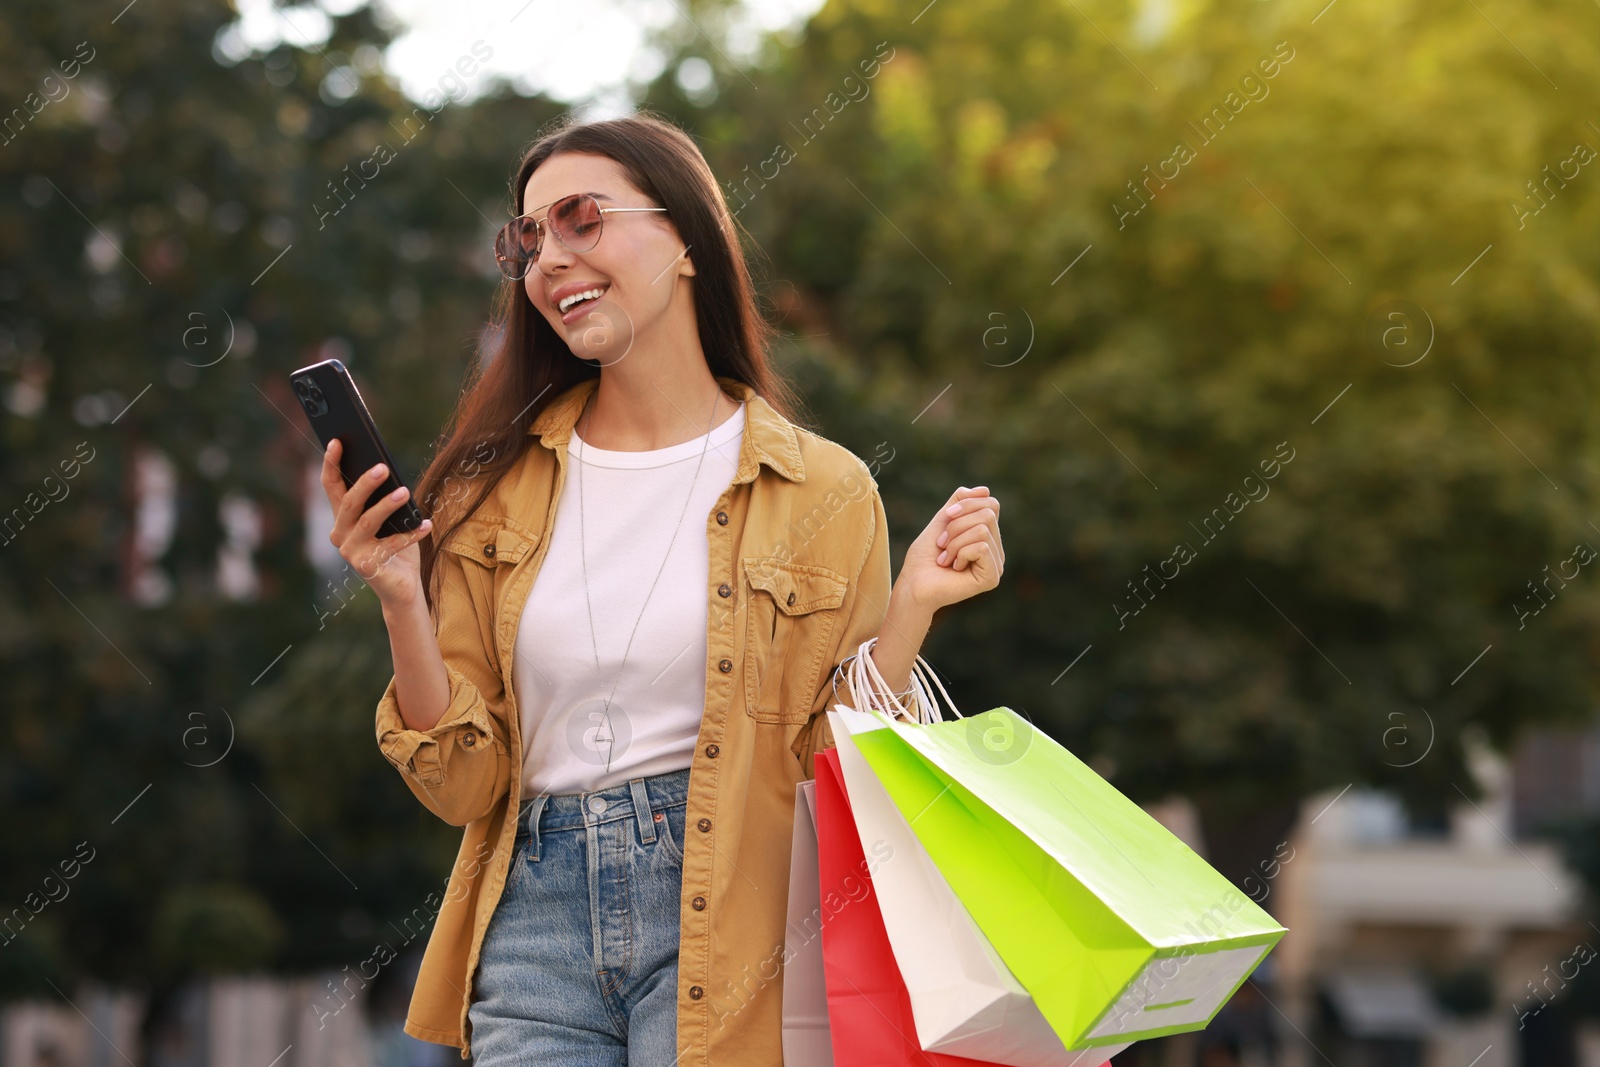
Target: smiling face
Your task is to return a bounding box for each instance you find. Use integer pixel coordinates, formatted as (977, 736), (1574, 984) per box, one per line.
(519, 151), (695, 365)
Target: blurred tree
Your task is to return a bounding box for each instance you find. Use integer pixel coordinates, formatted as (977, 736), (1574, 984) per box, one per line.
(650, 0), (1600, 886)
(0, 0), (563, 1004)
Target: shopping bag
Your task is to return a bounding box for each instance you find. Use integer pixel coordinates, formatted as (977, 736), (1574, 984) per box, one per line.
(826, 638), (1285, 1052)
(783, 778), (834, 1067)
(813, 748), (999, 1067)
(830, 706), (1123, 1067)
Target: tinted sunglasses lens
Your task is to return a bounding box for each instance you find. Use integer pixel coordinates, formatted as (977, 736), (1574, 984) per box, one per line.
(549, 194), (602, 252)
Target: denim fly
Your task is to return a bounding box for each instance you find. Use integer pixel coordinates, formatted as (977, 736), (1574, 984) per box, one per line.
(467, 767), (691, 1065)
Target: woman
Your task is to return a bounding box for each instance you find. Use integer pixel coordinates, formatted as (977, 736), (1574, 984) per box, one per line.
(319, 112), (1004, 1066)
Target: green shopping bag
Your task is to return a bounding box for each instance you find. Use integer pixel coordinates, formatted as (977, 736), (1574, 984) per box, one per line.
(847, 705), (1286, 1050)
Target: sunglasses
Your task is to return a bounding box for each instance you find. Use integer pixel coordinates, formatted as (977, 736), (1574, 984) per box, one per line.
(494, 192), (669, 281)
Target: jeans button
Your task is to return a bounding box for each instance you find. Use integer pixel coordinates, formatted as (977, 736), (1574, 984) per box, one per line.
(588, 796), (608, 814)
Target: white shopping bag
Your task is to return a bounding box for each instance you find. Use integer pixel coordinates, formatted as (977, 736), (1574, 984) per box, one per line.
(826, 642), (1129, 1067)
(782, 778), (834, 1067)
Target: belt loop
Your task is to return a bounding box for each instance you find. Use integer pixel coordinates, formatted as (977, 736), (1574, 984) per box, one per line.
(525, 793), (549, 862)
(629, 777), (656, 845)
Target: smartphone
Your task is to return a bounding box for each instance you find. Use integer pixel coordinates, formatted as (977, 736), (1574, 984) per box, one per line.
(289, 358), (424, 539)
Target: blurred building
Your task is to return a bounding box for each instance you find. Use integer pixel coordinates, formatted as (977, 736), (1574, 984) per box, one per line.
(1120, 725), (1600, 1067)
(1267, 727), (1600, 1067)
(0, 949), (455, 1067)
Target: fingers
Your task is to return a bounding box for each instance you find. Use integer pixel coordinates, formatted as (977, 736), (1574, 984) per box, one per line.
(347, 511), (432, 581)
(324, 445), (392, 540)
(355, 483), (413, 539)
(943, 486), (998, 517)
(333, 462), (393, 537)
(936, 489), (1001, 557)
(939, 523), (994, 568)
(937, 506), (999, 546)
(328, 460), (429, 559)
(951, 539), (996, 575)
(320, 438), (347, 511)
(945, 524), (1000, 574)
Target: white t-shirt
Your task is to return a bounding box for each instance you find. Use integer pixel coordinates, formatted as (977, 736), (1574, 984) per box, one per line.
(511, 400), (747, 797)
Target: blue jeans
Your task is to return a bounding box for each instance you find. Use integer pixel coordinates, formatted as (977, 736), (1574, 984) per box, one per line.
(467, 768), (691, 1065)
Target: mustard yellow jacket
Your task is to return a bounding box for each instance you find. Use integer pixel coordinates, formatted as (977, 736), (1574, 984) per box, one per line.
(374, 374), (920, 1062)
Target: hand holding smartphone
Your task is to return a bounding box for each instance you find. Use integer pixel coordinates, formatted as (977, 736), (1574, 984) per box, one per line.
(291, 358), (432, 605)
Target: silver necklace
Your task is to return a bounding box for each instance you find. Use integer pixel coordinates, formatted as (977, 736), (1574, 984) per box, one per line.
(576, 383), (722, 774)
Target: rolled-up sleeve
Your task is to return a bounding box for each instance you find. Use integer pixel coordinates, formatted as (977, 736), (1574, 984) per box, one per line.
(374, 533), (514, 827)
(792, 476), (922, 779)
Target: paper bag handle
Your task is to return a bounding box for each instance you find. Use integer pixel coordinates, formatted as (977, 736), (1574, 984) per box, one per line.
(830, 636), (963, 724)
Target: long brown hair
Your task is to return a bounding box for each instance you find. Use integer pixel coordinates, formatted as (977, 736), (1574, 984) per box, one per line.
(413, 110), (808, 616)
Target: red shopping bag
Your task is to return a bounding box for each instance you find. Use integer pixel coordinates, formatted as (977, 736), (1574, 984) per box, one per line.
(814, 748), (1000, 1067)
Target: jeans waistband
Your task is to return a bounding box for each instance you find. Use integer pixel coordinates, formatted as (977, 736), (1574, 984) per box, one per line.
(516, 768), (691, 852)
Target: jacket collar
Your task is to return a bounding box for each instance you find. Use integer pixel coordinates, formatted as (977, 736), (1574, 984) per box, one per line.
(527, 375), (805, 485)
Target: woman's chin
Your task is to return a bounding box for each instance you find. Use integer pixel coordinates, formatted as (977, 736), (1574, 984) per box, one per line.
(563, 296), (636, 366)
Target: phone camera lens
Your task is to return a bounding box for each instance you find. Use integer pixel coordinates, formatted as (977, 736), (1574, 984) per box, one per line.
(293, 377), (330, 417)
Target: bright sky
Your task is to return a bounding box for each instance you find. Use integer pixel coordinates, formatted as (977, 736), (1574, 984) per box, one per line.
(218, 0), (824, 114)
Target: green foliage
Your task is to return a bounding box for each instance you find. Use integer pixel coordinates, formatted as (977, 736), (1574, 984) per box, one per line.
(0, 0), (1595, 986)
(658, 0), (1600, 859)
(151, 884), (285, 975)
(0, 0), (557, 993)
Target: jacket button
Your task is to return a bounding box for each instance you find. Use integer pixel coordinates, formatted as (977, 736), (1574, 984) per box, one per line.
(715, 511), (728, 525)
(697, 817), (711, 833)
(462, 733), (476, 747)
(692, 895), (706, 910)
(483, 543), (496, 558)
(718, 658), (732, 673)
(718, 583), (731, 598)
(705, 744), (719, 758)
(787, 591), (796, 606)
(689, 985), (704, 1000)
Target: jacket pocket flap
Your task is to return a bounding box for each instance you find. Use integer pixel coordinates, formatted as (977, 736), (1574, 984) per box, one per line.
(744, 558), (848, 615)
(444, 516), (539, 566)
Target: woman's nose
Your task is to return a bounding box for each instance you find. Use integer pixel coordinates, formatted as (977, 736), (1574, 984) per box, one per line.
(533, 227), (577, 270)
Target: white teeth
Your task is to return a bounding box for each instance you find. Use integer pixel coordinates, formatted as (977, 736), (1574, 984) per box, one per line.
(558, 286), (608, 313)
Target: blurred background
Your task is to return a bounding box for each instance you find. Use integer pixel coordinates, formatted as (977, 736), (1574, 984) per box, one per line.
(1, 0), (1597, 1063)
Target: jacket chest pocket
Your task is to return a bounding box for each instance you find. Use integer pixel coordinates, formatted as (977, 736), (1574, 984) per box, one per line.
(740, 556), (848, 724)
(444, 517), (539, 605)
